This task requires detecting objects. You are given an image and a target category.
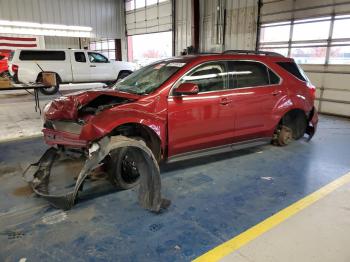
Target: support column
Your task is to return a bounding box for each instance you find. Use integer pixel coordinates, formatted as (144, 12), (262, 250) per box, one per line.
(115, 39), (122, 61)
(192, 0), (200, 51)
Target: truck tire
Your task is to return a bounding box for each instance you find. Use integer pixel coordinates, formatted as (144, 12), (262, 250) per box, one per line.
(39, 74), (60, 95)
(0, 71), (10, 79)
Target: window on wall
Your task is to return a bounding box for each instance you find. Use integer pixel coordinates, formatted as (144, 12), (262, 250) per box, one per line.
(127, 31), (172, 67)
(89, 39), (116, 60)
(259, 15), (350, 65)
(125, 0), (167, 11)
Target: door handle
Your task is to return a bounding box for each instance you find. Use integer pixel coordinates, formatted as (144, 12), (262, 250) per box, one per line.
(220, 98), (232, 105)
(90, 65), (96, 67)
(272, 90), (282, 96)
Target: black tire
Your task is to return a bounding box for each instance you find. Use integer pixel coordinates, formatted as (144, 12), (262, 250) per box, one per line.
(0, 71), (10, 79)
(106, 147), (141, 190)
(39, 74), (60, 95)
(293, 114), (307, 140)
(117, 71), (132, 80)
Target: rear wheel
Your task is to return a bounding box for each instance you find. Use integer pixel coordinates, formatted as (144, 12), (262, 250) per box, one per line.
(0, 71), (10, 79)
(293, 114), (307, 139)
(273, 110), (307, 146)
(39, 74), (60, 95)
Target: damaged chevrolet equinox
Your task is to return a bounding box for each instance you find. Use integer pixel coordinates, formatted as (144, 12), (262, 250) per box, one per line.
(42, 50), (318, 189)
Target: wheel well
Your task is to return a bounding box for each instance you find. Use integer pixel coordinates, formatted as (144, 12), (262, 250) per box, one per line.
(279, 109), (307, 139)
(117, 70), (132, 78)
(110, 123), (162, 161)
(36, 72), (61, 84)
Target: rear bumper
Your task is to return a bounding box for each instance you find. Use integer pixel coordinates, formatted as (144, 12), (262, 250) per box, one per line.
(310, 107), (318, 128)
(306, 107), (318, 139)
(43, 128), (88, 148)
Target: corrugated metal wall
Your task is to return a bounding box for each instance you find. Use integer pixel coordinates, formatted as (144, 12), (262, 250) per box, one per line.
(224, 0), (258, 51)
(175, 0), (192, 55)
(261, 0), (350, 117)
(261, 0), (350, 23)
(0, 0), (124, 39)
(126, 1), (172, 35)
(44, 36), (80, 49)
(199, 0), (258, 52)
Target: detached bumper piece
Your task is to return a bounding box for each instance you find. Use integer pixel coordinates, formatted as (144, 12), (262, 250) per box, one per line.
(306, 107), (319, 141)
(23, 136), (170, 212)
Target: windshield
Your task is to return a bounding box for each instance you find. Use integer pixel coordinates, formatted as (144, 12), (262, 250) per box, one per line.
(113, 61), (186, 95)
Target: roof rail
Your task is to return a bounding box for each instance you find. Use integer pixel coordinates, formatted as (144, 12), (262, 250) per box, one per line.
(222, 50), (284, 57)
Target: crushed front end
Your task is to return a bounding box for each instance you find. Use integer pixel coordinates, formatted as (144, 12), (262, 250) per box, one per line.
(24, 90), (170, 212)
(41, 90), (136, 148)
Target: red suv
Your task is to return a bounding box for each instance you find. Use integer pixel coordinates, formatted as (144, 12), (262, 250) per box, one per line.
(0, 51), (10, 77)
(43, 50), (318, 188)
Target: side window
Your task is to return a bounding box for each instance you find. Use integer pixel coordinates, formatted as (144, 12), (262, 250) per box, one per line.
(276, 61), (308, 82)
(228, 61), (270, 88)
(181, 62), (226, 93)
(268, 69), (280, 84)
(75, 52), (86, 63)
(88, 52), (108, 63)
(19, 51), (66, 61)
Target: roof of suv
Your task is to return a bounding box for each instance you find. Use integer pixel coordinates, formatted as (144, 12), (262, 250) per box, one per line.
(170, 50), (294, 65)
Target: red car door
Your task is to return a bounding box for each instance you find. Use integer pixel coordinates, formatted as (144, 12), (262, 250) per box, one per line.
(227, 60), (283, 142)
(167, 61), (234, 157)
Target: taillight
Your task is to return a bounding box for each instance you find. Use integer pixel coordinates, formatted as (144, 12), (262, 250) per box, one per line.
(307, 82), (316, 100)
(12, 64), (18, 74)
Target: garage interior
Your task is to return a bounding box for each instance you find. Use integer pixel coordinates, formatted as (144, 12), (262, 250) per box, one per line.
(1, 0), (350, 261)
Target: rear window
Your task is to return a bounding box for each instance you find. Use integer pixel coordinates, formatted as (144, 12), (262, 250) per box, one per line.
(277, 62), (308, 82)
(19, 51), (66, 61)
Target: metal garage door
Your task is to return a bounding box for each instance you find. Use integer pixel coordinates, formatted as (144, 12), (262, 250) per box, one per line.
(199, 0), (258, 52)
(259, 0), (350, 117)
(125, 0), (172, 35)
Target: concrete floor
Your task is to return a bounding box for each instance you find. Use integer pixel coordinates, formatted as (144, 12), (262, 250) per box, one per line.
(0, 115), (349, 261)
(0, 83), (103, 142)
(221, 180), (350, 262)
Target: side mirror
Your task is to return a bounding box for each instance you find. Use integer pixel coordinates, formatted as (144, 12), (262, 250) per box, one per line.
(174, 83), (199, 96)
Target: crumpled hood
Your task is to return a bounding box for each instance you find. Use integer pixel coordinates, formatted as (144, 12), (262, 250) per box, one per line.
(44, 89), (139, 121)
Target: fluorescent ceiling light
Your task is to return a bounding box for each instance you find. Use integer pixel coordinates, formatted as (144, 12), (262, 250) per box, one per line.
(0, 20), (92, 31)
(0, 26), (92, 37)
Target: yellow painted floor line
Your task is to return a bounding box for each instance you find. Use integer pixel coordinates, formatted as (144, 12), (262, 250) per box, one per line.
(193, 171), (350, 262)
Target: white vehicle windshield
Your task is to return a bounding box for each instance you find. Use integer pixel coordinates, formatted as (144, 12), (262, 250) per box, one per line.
(114, 61), (186, 95)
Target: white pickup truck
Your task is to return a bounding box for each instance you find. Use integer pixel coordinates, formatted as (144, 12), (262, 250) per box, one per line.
(8, 49), (136, 95)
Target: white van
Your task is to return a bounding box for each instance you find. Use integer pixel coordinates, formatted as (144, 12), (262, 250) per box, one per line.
(8, 49), (136, 95)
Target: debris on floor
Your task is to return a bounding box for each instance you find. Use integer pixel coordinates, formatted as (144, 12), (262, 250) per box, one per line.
(261, 176), (274, 181)
(23, 136), (171, 212)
